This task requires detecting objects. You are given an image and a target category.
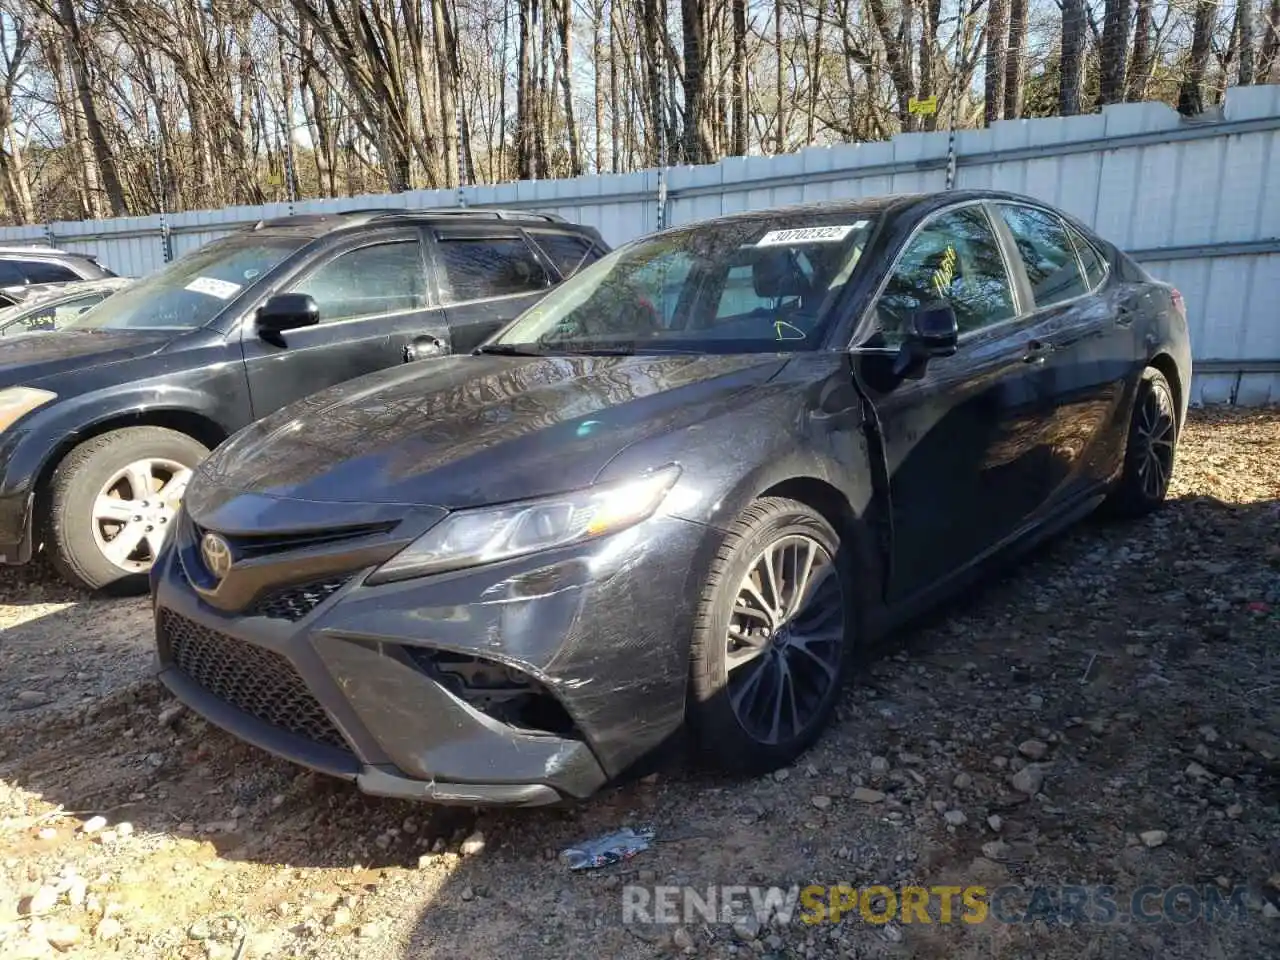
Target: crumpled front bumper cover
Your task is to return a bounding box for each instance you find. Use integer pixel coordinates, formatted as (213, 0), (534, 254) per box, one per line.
(151, 508), (710, 805)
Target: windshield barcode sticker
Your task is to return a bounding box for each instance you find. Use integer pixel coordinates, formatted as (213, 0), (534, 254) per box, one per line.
(756, 222), (867, 247)
(185, 276), (242, 300)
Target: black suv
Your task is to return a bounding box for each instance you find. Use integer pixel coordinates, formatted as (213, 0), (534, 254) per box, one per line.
(0, 246), (117, 304)
(0, 208), (607, 590)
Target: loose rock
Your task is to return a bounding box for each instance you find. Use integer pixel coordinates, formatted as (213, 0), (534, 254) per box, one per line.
(1140, 830), (1168, 848)
(1010, 765), (1044, 795)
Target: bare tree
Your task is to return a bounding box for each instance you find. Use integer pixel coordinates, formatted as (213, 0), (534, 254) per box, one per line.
(1059, 0), (1087, 116)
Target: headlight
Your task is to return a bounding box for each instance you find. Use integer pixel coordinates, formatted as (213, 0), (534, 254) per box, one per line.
(0, 387), (56, 432)
(368, 464), (681, 584)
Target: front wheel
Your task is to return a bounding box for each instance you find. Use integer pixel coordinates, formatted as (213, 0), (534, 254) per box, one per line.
(1105, 367), (1179, 518)
(687, 497), (853, 776)
(46, 427), (209, 592)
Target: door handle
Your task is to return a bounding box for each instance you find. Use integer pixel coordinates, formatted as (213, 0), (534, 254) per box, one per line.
(1022, 340), (1053, 364)
(404, 336), (445, 362)
(1115, 303), (1136, 327)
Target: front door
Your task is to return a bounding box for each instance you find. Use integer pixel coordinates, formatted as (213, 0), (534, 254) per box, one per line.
(241, 228), (450, 418)
(852, 203), (1053, 603)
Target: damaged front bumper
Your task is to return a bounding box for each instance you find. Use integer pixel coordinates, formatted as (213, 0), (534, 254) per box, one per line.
(151, 499), (709, 805)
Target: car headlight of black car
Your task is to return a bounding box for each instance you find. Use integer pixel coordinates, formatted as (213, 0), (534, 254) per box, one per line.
(368, 464), (682, 584)
(0, 387), (57, 432)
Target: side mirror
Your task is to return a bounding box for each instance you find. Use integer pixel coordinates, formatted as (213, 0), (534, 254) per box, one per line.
(256, 293), (319, 335)
(892, 303), (959, 378)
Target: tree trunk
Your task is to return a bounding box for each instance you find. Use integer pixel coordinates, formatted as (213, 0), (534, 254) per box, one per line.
(555, 0), (583, 175)
(1003, 0), (1027, 118)
(1178, 0), (1216, 115)
(1058, 0), (1087, 116)
(641, 0), (664, 165)
(984, 0), (1009, 125)
(919, 0), (942, 130)
(1125, 0), (1155, 101)
(609, 0), (622, 171)
(731, 0), (748, 154)
(868, 0), (915, 131)
(1264, 0), (1280, 82)
(774, 0), (784, 151)
(593, 0), (605, 172)
(431, 0), (460, 187)
(516, 0), (534, 178)
(682, 0), (712, 163)
(56, 0), (129, 216)
(1098, 0), (1130, 105)
(1237, 0), (1256, 85)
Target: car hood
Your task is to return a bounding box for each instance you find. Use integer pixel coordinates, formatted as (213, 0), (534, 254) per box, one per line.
(0, 328), (173, 385)
(193, 353), (787, 509)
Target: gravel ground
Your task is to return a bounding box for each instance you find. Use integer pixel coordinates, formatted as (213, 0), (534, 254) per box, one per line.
(0, 406), (1277, 960)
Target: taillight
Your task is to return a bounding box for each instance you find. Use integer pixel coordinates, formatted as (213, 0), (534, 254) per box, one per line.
(1170, 288), (1185, 317)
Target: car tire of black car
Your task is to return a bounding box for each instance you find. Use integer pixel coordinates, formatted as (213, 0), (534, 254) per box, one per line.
(46, 427), (209, 593)
(1105, 367), (1179, 518)
(687, 497), (853, 776)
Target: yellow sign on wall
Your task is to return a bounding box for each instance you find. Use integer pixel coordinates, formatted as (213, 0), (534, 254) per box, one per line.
(909, 95), (938, 116)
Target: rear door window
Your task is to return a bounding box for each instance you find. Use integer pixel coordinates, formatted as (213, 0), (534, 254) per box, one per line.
(995, 204), (1089, 308)
(18, 260), (80, 284)
(434, 235), (551, 304)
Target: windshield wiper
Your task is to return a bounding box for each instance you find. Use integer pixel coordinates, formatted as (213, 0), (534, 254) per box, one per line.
(473, 343), (549, 356)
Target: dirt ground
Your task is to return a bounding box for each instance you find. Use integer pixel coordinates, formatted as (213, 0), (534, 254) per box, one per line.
(0, 407), (1277, 960)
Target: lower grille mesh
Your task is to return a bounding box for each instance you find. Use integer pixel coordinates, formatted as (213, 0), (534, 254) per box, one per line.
(248, 576), (353, 622)
(160, 610), (350, 753)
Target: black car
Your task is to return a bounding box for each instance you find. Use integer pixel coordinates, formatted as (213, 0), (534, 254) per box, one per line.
(0, 246), (117, 304)
(152, 190), (1191, 806)
(0, 208), (607, 590)
(0, 278), (134, 337)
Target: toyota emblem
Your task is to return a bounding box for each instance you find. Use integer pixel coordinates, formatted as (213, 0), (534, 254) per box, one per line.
(200, 533), (233, 581)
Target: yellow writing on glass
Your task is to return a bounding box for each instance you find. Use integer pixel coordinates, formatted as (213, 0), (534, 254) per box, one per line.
(931, 245), (957, 299)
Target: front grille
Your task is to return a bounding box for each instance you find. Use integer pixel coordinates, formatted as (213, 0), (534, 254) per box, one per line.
(193, 522), (396, 560)
(248, 576), (353, 622)
(160, 610), (350, 753)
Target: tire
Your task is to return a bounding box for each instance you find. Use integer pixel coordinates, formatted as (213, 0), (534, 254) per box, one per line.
(46, 427), (209, 592)
(688, 497), (854, 776)
(1104, 367), (1179, 519)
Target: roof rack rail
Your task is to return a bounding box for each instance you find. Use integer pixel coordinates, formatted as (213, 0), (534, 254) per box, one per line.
(369, 207), (567, 224)
(0, 243), (64, 254)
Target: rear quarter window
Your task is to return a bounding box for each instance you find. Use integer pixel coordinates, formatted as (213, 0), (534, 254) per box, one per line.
(1067, 226), (1109, 290)
(530, 233), (598, 279)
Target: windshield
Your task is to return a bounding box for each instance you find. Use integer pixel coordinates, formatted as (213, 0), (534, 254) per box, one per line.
(492, 214), (877, 354)
(63, 236), (304, 331)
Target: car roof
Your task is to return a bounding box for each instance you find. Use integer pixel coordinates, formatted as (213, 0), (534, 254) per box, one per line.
(642, 189), (1071, 236)
(246, 207), (597, 239)
(0, 245), (103, 262)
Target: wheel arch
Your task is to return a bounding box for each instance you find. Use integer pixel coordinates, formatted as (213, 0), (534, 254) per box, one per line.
(31, 408), (229, 530)
(1147, 352), (1184, 427)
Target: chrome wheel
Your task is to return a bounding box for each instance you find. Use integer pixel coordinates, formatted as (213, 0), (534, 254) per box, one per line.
(726, 534), (845, 745)
(1135, 378), (1176, 501)
(91, 457), (191, 572)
